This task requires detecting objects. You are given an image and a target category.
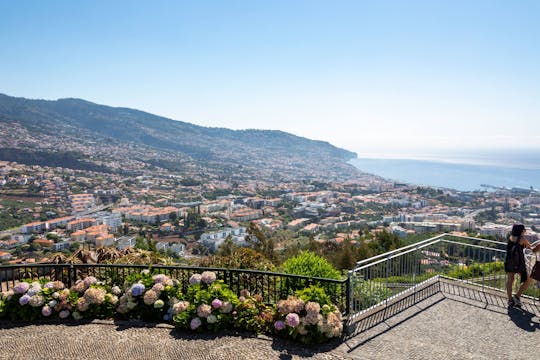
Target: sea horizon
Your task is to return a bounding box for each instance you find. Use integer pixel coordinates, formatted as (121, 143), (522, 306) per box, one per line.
(349, 150), (540, 191)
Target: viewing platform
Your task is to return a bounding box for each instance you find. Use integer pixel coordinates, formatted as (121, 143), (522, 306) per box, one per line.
(0, 284), (538, 359)
(1, 234), (539, 359)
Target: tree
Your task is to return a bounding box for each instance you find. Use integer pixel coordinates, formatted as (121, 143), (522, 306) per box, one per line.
(217, 235), (236, 257)
(135, 236), (148, 250)
(46, 233), (59, 242)
(246, 222), (276, 263)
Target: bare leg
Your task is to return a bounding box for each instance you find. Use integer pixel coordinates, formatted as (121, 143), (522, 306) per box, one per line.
(516, 276), (532, 298)
(506, 273), (515, 300)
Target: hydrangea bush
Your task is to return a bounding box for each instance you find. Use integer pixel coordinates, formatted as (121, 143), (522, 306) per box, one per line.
(117, 270), (181, 321)
(172, 271), (238, 332)
(0, 271), (343, 344)
(70, 276), (118, 320)
(273, 286), (343, 344)
(1, 280), (75, 321)
(233, 290), (276, 334)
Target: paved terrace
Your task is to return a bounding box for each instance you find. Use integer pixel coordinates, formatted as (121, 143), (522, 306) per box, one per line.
(1, 287), (539, 360)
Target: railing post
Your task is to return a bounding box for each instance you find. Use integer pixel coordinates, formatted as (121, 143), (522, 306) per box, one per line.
(346, 271), (353, 318)
(385, 255), (390, 308)
(67, 264), (75, 288)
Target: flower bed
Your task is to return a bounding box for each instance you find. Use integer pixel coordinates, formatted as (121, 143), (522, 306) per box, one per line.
(0, 270), (342, 344)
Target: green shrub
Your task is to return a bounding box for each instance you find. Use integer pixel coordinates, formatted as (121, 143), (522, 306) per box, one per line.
(294, 285), (333, 307)
(281, 251), (341, 279)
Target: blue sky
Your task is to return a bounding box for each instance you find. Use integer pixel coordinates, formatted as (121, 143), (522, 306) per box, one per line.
(1, 1), (539, 159)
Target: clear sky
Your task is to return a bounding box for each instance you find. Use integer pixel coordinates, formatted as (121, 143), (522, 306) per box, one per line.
(1, 0), (539, 159)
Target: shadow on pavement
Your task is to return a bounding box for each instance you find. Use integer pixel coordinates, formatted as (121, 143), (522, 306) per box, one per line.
(507, 306), (540, 332)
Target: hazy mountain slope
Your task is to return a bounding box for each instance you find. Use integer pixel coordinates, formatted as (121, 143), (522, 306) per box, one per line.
(0, 93), (358, 180)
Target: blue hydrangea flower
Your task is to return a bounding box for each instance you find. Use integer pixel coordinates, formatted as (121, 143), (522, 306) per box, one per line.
(19, 294), (31, 305)
(130, 283), (145, 297)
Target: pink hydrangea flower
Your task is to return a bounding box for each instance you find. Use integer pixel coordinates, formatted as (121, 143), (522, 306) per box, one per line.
(83, 276), (98, 287)
(84, 287), (106, 305)
(77, 297), (89, 312)
(41, 305), (52, 317)
(172, 301), (190, 315)
(201, 271), (216, 284)
(143, 290), (159, 305)
(221, 301), (233, 314)
(305, 301), (320, 315)
(286, 313), (300, 328)
(59, 310), (70, 319)
(197, 304), (212, 318)
(211, 298), (222, 309)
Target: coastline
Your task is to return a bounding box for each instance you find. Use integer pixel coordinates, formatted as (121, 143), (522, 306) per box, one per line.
(349, 157), (540, 191)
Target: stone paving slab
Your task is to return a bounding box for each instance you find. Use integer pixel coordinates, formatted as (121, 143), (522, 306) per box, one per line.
(339, 293), (540, 360)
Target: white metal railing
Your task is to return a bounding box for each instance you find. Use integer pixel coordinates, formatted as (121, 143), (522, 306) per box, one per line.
(347, 233), (539, 323)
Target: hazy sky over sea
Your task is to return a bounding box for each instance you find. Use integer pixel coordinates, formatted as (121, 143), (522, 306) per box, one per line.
(1, 1), (539, 159)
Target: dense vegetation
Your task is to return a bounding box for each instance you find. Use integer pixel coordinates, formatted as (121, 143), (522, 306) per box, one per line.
(0, 148), (112, 173)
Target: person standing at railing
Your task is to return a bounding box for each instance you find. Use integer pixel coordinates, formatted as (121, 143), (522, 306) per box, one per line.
(505, 224), (540, 307)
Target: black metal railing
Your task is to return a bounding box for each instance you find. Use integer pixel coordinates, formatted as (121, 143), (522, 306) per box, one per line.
(0, 264), (349, 314)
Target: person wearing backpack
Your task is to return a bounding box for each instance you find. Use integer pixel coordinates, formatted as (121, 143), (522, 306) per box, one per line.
(505, 224), (540, 307)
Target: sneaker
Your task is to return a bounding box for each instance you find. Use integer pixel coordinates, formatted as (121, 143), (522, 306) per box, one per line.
(508, 299), (515, 307)
(512, 296), (522, 307)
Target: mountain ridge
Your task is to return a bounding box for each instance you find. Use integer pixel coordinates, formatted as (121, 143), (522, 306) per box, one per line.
(0, 93), (358, 181)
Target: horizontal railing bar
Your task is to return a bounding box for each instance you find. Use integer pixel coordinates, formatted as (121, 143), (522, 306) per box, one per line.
(354, 233), (446, 267)
(440, 239), (507, 253)
(0, 264), (347, 284)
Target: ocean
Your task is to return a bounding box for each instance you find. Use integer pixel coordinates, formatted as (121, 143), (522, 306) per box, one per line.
(349, 150), (540, 191)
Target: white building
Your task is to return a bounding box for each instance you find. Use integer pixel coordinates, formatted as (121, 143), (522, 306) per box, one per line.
(199, 227), (247, 252)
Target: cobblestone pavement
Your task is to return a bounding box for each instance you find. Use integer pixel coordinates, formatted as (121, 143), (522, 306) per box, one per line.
(0, 321), (350, 360)
(1, 293), (538, 360)
(340, 293), (540, 360)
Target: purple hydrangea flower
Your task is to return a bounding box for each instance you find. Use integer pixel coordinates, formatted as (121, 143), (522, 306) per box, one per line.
(59, 310), (70, 319)
(19, 294), (31, 305)
(189, 274), (202, 285)
(130, 283), (145, 297)
(190, 317), (202, 330)
(274, 320), (286, 331)
(44, 282), (55, 289)
(13, 282), (30, 294)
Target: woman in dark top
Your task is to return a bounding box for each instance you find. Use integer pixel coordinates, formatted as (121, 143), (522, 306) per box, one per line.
(505, 224), (540, 307)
